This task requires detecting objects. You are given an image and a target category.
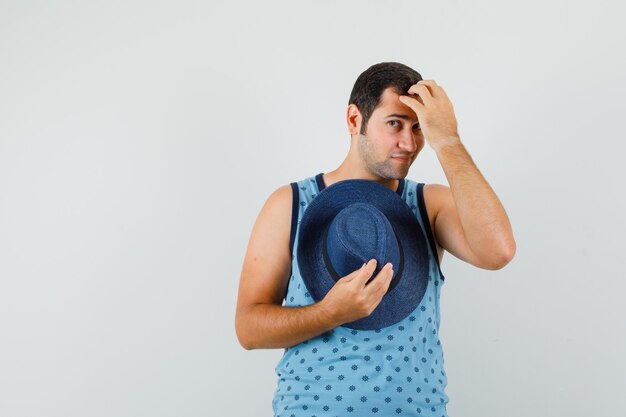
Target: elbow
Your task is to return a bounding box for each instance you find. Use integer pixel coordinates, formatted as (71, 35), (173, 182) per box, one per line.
(236, 327), (252, 350)
(238, 338), (255, 351)
(235, 310), (257, 350)
(487, 239), (517, 270)
(236, 326), (255, 351)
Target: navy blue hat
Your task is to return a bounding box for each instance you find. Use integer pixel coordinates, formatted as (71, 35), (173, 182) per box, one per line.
(297, 179), (430, 330)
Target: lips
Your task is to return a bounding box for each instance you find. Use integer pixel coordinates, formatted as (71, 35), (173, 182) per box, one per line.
(392, 156), (411, 164)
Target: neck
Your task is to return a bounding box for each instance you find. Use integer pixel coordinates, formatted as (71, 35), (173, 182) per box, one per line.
(323, 142), (400, 192)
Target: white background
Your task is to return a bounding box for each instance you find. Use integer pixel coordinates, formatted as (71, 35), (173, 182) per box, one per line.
(1, 1), (625, 416)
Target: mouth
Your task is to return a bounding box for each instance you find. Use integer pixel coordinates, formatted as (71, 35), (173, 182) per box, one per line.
(391, 155), (412, 164)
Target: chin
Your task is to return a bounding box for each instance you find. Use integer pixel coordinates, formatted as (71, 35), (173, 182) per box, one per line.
(384, 172), (407, 181)
(394, 165), (411, 178)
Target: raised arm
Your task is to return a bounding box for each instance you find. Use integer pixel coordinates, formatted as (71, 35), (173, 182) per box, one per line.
(399, 79), (516, 270)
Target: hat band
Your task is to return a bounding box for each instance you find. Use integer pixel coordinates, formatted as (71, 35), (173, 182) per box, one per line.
(321, 224), (405, 292)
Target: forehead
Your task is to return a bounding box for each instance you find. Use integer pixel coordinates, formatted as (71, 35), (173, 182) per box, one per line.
(373, 87), (417, 119)
(380, 87), (403, 104)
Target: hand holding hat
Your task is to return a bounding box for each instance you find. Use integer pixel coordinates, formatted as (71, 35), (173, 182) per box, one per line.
(320, 259), (394, 327)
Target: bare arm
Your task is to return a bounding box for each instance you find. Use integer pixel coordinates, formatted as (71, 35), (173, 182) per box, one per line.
(430, 143), (516, 269)
(235, 185), (393, 350)
(400, 79), (516, 270)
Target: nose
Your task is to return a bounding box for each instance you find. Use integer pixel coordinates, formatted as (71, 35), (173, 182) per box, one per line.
(398, 128), (418, 154)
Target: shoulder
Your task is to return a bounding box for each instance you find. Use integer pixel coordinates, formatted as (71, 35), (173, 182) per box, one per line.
(423, 182), (450, 204)
(420, 183), (449, 220)
(238, 184), (295, 304)
(265, 184), (293, 211)
(422, 183), (453, 228)
(254, 184), (294, 235)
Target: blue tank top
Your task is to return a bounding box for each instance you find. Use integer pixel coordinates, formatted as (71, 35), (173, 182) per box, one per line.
(272, 173), (449, 417)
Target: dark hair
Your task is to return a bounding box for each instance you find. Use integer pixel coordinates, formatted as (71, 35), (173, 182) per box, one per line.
(348, 62), (423, 135)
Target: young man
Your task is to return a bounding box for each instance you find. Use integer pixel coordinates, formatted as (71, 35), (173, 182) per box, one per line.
(235, 62), (516, 416)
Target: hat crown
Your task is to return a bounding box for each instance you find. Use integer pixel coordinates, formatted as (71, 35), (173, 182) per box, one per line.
(326, 203), (401, 280)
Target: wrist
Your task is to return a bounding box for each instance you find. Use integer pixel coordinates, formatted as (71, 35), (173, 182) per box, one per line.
(317, 298), (342, 328)
(432, 135), (462, 155)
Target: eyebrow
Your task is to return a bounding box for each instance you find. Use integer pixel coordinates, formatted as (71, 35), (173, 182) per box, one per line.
(384, 113), (418, 121)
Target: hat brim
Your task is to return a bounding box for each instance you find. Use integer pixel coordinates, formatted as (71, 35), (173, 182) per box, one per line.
(297, 179), (430, 330)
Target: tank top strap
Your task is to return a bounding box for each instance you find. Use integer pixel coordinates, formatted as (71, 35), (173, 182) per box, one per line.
(288, 175), (323, 257)
(406, 180), (446, 282)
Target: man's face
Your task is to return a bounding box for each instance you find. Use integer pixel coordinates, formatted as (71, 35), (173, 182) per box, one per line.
(356, 87), (425, 180)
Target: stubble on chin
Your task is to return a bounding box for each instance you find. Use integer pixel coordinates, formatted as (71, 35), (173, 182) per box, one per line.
(370, 159), (409, 180)
(358, 135), (409, 180)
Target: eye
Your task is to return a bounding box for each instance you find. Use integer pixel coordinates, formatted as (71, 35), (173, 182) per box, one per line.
(412, 123), (421, 130)
(388, 120), (401, 127)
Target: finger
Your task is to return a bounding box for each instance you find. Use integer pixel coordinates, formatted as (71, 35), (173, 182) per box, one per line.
(383, 266), (394, 292)
(415, 79), (439, 92)
(364, 262), (393, 290)
(414, 79), (435, 87)
(408, 80), (438, 97)
(367, 264), (394, 301)
(400, 92), (424, 106)
(408, 83), (434, 101)
(421, 81), (448, 102)
(383, 263), (394, 292)
(355, 259), (378, 286)
(341, 261), (368, 282)
(398, 95), (425, 114)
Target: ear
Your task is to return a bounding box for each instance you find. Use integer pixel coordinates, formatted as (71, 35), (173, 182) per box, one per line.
(346, 104), (362, 136)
